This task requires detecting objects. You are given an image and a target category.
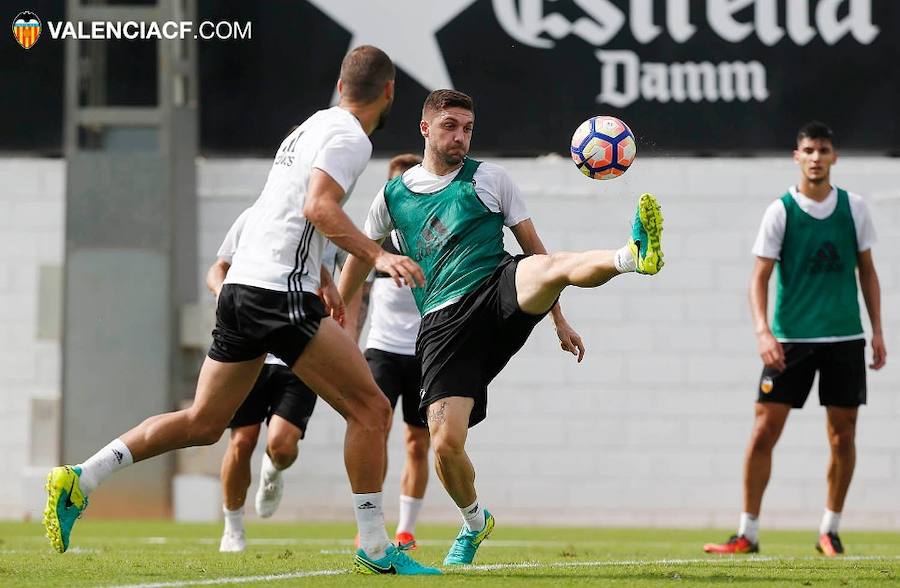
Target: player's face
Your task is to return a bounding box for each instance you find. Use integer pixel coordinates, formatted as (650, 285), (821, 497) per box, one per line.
(423, 107), (474, 166)
(794, 137), (836, 183)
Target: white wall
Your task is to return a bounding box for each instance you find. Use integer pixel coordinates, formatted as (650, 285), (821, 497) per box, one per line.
(4, 155), (899, 529)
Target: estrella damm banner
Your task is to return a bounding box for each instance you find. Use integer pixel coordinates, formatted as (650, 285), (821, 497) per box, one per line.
(13, 11), (41, 50)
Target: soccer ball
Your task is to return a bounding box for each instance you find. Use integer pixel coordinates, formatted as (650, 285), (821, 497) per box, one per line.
(570, 116), (637, 180)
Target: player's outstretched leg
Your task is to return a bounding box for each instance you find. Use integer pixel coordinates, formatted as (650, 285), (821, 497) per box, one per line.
(43, 466), (88, 553)
(515, 192), (665, 317)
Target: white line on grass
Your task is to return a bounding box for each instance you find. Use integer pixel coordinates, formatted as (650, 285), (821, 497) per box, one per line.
(106, 555), (900, 587)
(106, 569), (346, 588)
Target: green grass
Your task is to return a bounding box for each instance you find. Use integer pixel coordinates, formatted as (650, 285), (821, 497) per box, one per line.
(0, 520), (898, 586)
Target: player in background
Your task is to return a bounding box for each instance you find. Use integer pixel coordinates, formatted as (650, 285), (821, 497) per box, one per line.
(43, 45), (440, 575)
(704, 121), (886, 557)
(346, 154), (429, 551)
(339, 89), (664, 566)
(209, 211), (351, 552)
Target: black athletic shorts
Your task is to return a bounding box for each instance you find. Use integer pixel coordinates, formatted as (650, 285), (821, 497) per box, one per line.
(757, 339), (866, 408)
(208, 284), (326, 367)
(417, 254), (549, 428)
(228, 364), (317, 436)
(365, 348), (425, 428)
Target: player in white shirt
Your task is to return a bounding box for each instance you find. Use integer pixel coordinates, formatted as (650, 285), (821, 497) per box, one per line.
(44, 46), (439, 576)
(209, 210), (342, 552)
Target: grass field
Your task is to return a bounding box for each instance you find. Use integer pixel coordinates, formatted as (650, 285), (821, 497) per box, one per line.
(1, 520), (898, 586)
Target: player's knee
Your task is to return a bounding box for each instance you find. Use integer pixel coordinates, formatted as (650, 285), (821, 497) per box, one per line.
(267, 437), (299, 466)
(405, 429), (430, 461)
(431, 429), (465, 460)
(749, 426), (779, 453)
(230, 430), (257, 458)
(349, 392), (391, 433)
(828, 428), (855, 452)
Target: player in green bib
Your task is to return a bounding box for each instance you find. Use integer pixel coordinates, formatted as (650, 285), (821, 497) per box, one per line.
(340, 89), (665, 566)
(704, 122), (886, 558)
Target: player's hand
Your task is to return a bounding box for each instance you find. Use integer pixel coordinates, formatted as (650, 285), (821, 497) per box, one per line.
(870, 332), (886, 370)
(374, 250), (425, 288)
(757, 331), (785, 371)
(555, 319), (585, 363)
(318, 282), (345, 327)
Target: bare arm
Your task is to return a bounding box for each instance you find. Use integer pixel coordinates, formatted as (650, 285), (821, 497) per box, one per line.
(318, 264), (345, 326)
(749, 256), (785, 371)
(509, 219), (585, 362)
(205, 259), (231, 298)
(857, 249), (886, 370)
(338, 251), (377, 318)
(304, 169), (424, 288)
(343, 281), (371, 344)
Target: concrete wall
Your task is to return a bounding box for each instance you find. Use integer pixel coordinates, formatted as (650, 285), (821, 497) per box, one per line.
(4, 156), (898, 529)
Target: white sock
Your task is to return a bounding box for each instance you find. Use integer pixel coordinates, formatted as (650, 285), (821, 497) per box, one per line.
(820, 509), (841, 535)
(76, 439), (133, 496)
(396, 495), (424, 535)
(353, 492), (391, 560)
(261, 452), (281, 483)
(460, 499), (485, 533)
(223, 505), (244, 535)
(738, 512), (759, 543)
(614, 244), (636, 273)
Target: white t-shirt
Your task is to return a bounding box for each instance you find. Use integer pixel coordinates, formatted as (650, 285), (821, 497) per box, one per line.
(365, 234), (420, 356)
(363, 161), (530, 241)
(751, 186), (877, 260)
(225, 106), (371, 293)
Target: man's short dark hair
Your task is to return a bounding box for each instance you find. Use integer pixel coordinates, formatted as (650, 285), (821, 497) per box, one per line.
(422, 89), (474, 119)
(339, 45), (395, 104)
(388, 153), (422, 178)
(797, 121), (835, 146)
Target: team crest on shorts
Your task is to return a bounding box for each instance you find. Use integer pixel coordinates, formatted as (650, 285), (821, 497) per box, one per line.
(760, 376), (774, 394)
(12, 11), (41, 49)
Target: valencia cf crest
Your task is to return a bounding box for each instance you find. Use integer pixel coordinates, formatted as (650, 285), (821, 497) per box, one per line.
(13, 11), (41, 50)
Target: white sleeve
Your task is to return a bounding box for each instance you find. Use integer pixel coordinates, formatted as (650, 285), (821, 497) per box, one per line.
(216, 209), (250, 263)
(312, 131), (372, 193)
(848, 193), (877, 252)
(751, 200), (786, 260)
(363, 187), (394, 241)
(476, 163), (530, 227)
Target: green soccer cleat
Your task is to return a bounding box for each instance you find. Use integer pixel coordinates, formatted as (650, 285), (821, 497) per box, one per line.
(627, 193), (664, 275)
(354, 544), (441, 575)
(443, 509), (495, 566)
(43, 465), (89, 553)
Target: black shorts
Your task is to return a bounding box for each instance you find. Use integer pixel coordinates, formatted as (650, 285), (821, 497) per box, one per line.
(208, 284), (327, 367)
(757, 339), (866, 408)
(365, 348), (425, 428)
(228, 364), (317, 436)
(417, 254), (549, 428)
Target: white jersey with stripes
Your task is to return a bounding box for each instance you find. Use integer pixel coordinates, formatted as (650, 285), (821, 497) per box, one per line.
(224, 106), (371, 295)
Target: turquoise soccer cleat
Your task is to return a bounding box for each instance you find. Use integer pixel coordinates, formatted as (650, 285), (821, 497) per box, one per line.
(627, 193), (665, 275)
(43, 465), (89, 553)
(443, 509), (495, 565)
(354, 544), (441, 575)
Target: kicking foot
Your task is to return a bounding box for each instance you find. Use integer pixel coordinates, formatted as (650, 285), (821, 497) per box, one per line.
(443, 509), (495, 565)
(354, 544), (441, 575)
(43, 466), (89, 553)
(628, 193), (664, 275)
(703, 534), (759, 554)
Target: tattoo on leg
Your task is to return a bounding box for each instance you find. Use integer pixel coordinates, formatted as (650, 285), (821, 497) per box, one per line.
(428, 401), (447, 425)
